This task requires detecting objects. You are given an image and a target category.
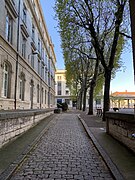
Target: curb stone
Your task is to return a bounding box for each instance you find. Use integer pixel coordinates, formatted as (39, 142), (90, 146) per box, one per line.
(78, 114), (124, 180)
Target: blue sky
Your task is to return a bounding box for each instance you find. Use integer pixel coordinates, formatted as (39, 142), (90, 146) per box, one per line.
(110, 48), (135, 92)
(40, 0), (135, 92)
(40, 0), (65, 69)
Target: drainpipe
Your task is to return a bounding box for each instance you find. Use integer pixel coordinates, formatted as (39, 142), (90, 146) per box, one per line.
(14, 0), (21, 109)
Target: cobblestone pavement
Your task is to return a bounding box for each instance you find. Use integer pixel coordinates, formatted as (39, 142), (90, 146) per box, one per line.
(10, 114), (113, 180)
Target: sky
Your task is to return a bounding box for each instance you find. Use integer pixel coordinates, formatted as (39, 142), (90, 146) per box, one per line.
(40, 0), (65, 69)
(40, 0), (135, 93)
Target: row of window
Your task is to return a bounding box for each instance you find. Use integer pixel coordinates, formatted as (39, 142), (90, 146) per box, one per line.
(57, 81), (61, 95)
(3, 63), (10, 97)
(3, 62), (55, 106)
(6, 13), (12, 44)
(6, 14), (55, 89)
(56, 76), (69, 87)
(5, 1), (55, 87)
(57, 91), (69, 96)
(36, 84), (47, 104)
(57, 81), (69, 95)
(57, 76), (62, 80)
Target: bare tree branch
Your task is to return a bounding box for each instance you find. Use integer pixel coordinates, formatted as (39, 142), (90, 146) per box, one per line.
(120, 32), (132, 39)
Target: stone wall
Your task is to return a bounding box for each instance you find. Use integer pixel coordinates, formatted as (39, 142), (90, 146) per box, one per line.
(0, 109), (54, 148)
(106, 112), (135, 153)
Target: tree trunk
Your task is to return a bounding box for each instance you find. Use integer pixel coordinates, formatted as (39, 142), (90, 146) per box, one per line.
(87, 58), (99, 115)
(79, 90), (83, 110)
(82, 88), (87, 111)
(88, 81), (94, 115)
(82, 74), (88, 111)
(76, 95), (79, 109)
(102, 69), (111, 121)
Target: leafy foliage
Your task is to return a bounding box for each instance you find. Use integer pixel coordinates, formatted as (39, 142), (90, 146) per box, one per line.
(55, 0), (129, 116)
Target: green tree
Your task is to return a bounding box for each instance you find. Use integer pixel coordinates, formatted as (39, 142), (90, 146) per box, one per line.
(55, 0), (129, 120)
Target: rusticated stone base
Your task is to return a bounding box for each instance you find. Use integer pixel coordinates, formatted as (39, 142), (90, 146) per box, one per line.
(0, 109), (54, 148)
(106, 111), (135, 153)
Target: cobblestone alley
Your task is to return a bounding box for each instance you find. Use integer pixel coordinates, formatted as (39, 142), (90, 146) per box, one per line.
(9, 114), (113, 180)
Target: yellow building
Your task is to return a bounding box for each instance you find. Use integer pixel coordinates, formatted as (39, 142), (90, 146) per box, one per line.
(55, 69), (103, 110)
(55, 69), (75, 108)
(110, 91), (135, 109)
(0, 0), (56, 110)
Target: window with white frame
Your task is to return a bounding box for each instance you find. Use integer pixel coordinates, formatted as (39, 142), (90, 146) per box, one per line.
(57, 76), (61, 81)
(19, 73), (25, 101)
(5, 13), (13, 44)
(21, 33), (26, 58)
(31, 49), (34, 68)
(45, 54), (47, 66)
(48, 74), (50, 86)
(3, 62), (11, 98)
(57, 81), (62, 95)
(42, 46), (44, 59)
(41, 87), (44, 104)
(45, 70), (47, 83)
(41, 63), (44, 78)
(37, 84), (40, 103)
(45, 89), (47, 104)
(3, 63), (8, 97)
(38, 58), (40, 75)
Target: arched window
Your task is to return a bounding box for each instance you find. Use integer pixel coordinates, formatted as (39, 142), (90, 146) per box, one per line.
(3, 62), (11, 98)
(6, 12), (13, 44)
(37, 84), (40, 103)
(30, 80), (34, 109)
(19, 73), (25, 101)
(45, 89), (47, 104)
(41, 87), (44, 104)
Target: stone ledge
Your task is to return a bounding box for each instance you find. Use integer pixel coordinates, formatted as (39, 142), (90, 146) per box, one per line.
(0, 108), (54, 120)
(0, 109), (54, 148)
(106, 111), (135, 153)
(106, 111), (134, 122)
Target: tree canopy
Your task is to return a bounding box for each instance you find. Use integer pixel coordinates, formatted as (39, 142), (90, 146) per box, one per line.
(55, 0), (130, 119)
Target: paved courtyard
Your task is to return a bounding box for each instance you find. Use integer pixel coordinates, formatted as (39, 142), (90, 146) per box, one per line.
(10, 114), (113, 180)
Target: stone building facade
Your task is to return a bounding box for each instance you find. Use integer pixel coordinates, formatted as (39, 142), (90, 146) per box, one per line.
(55, 69), (103, 110)
(55, 69), (74, 108)
(0, 0), (56, 110)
